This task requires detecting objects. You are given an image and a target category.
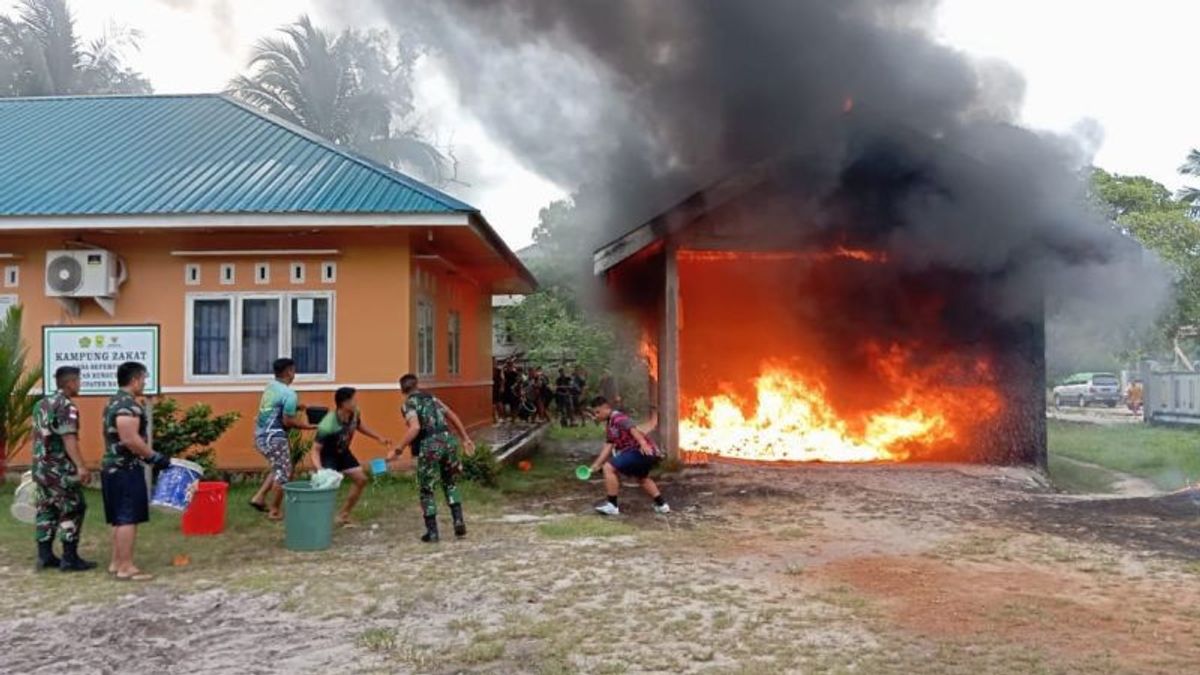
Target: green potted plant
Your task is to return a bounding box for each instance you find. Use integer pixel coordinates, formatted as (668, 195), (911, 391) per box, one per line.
(0, 305), (41, 479)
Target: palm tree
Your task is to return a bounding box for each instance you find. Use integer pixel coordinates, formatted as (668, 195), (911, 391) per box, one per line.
(228, 15), (446, 183)
(1179, 149), (1200, 205)
(0, 0), (150, 97)
(0, 305), (43, 478)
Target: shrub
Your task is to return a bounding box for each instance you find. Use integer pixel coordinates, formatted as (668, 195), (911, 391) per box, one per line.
(0, 305), (41, 474)
(461, 443), (499, 487)
(288, 427), (313, 477)
(151, 398), (240, 478)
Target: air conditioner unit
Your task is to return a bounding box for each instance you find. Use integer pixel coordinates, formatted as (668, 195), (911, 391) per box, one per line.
(45, 249), (120, 298)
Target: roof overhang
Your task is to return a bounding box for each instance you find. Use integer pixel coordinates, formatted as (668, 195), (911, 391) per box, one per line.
(0, 212), (470, 230)
(0, 211), (538, 294)
(593, 163), (772, 276)
(468, 213), (538, 294)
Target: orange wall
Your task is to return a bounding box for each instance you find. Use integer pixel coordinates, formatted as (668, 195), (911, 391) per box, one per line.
(1, 229), (494, 470)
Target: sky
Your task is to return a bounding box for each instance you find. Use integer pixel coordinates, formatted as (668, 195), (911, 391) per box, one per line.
(30, 0), (1200, 249)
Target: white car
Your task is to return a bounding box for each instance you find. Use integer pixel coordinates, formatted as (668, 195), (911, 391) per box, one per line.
(1052, 372), (1122, 408)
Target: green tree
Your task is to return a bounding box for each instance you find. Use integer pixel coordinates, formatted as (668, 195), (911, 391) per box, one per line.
(1090, 167), (1200, 349)
(228, 15), (446, 183)
(0, 305), (42, 476)
(1179, 149), (1200, 205)
(0, 0), (150, 97)
(150, 398), (240, 479)
(511, 194), (655, 409)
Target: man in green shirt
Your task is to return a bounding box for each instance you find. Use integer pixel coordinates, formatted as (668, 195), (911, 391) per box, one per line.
(310, 387), (392, 526)
(101, 361), (170, 582)
(32, 366), (94, 572)
(249, 358), (315, 520)
(389, 373), (475, 543)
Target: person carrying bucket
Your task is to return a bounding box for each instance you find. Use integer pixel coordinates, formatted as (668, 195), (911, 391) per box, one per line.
(249, 358), (315, 521)
(587, 396), (670, 516)
(32, 366), (95, 572)
(102, 361), (171, 581)
(389, 374), (475, 543)
(309, 387), (392, 527)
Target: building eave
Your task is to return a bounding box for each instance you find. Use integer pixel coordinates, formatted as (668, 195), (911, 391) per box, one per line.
(0, 212), (471, 231)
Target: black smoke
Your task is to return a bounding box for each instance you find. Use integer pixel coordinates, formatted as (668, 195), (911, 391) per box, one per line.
(362, 0), (1164, 357)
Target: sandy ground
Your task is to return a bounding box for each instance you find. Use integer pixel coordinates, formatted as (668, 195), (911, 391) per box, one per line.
(3, 441), (1200, 674)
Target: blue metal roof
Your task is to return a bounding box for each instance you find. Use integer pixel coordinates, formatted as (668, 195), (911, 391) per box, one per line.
(0, 94), (477, 217)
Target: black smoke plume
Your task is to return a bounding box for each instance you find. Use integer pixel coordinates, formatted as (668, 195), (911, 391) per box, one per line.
(363, 0), (1164, 358)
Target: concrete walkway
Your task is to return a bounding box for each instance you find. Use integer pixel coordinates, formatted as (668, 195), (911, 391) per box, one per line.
(474, 422), (548, 463)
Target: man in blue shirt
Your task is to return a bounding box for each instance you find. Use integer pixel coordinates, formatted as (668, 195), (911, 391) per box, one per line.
(249, 358), (314, 520)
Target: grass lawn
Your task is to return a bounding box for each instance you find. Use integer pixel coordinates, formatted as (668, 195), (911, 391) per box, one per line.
(545, 423), (605, 443)
(1045, 453), (1118, 494)
(1048, 419), (1200, 491)
(0, 448), (577, 574)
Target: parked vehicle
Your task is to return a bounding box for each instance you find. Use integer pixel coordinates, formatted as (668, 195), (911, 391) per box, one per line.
(1052, 372), (1122, 408)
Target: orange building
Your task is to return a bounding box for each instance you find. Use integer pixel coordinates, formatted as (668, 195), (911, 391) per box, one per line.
(0, 95), (534, 470)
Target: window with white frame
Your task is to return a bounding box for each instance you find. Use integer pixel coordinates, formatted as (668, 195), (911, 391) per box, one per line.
(240, 297), (281, 375)
(290, 296), (330, 374)
(447, 311), (461, 376)
(416, 297), (435, 376)
(184, 264), (200, 286)
(187, 291), (333, 379)
(290, 262), (305, 284)
(4, 265), (19, 288)
(321, 261), (336, 283)
(0, 294), (17, 324)
(220, 263), (235, 285)
(191, 298), (232, 375)
(255, 262), (270, 285)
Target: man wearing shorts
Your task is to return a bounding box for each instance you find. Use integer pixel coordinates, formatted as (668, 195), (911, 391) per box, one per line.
(310, 387), (392, 526)
(390, 374), (476, 543)
(101, 361), (171, 581)
(587, 396), (670, 516)
(250, 358), (314, 520)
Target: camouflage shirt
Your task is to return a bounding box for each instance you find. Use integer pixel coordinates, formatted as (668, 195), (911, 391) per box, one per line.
(402, 391), (450, 453)
(102, 390), (147, 470)
(32, 392), (81, 470)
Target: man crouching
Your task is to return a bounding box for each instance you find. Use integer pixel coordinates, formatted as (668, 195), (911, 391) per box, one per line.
(588, 397), (670, 516)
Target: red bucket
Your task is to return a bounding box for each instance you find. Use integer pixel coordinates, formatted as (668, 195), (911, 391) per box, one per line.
(181, 481), (228, 536)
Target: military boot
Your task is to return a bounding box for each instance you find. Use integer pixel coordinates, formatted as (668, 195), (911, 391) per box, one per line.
(59, 541), (97, 572)
(450, 503), (467, 538)
(36, 541), (61, 571)
(420, 515), (440, 543)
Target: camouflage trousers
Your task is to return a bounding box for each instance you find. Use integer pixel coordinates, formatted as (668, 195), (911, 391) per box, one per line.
(33, 466), (86, 544)
(416, 435), (462, 517)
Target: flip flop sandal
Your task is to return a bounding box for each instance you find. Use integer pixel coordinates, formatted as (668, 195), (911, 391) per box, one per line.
(248, 501), (267, 513)
(115, 572), (154, 582)
(266, 513), (284, 522)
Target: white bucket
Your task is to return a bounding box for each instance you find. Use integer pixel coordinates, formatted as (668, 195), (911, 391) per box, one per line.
(150, 458), (204, 512)
(10, 471), (36, 525)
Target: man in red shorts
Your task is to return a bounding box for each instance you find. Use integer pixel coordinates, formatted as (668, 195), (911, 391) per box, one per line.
(586, 396), (669, 516)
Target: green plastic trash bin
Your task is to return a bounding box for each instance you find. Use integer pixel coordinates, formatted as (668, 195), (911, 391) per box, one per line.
(283, 481), (338, 551)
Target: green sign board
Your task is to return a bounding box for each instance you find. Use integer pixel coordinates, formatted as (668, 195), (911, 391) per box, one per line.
(42, 325), (161, 396)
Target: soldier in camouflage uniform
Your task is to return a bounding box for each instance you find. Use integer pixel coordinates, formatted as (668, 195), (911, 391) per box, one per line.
(32, 366), (96, 572)
(390, 373), (476, 542)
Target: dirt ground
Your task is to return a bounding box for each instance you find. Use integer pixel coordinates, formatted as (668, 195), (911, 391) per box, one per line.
(3, 440), (1200, 674)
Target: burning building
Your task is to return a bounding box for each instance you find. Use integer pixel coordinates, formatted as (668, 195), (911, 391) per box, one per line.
(370, 1), (1153, 471)
(595, 136), (1046, 467)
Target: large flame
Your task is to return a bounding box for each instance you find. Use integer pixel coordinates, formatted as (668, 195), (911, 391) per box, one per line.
(680, 346), (1001, 463)
(639, 331), (659, 381)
